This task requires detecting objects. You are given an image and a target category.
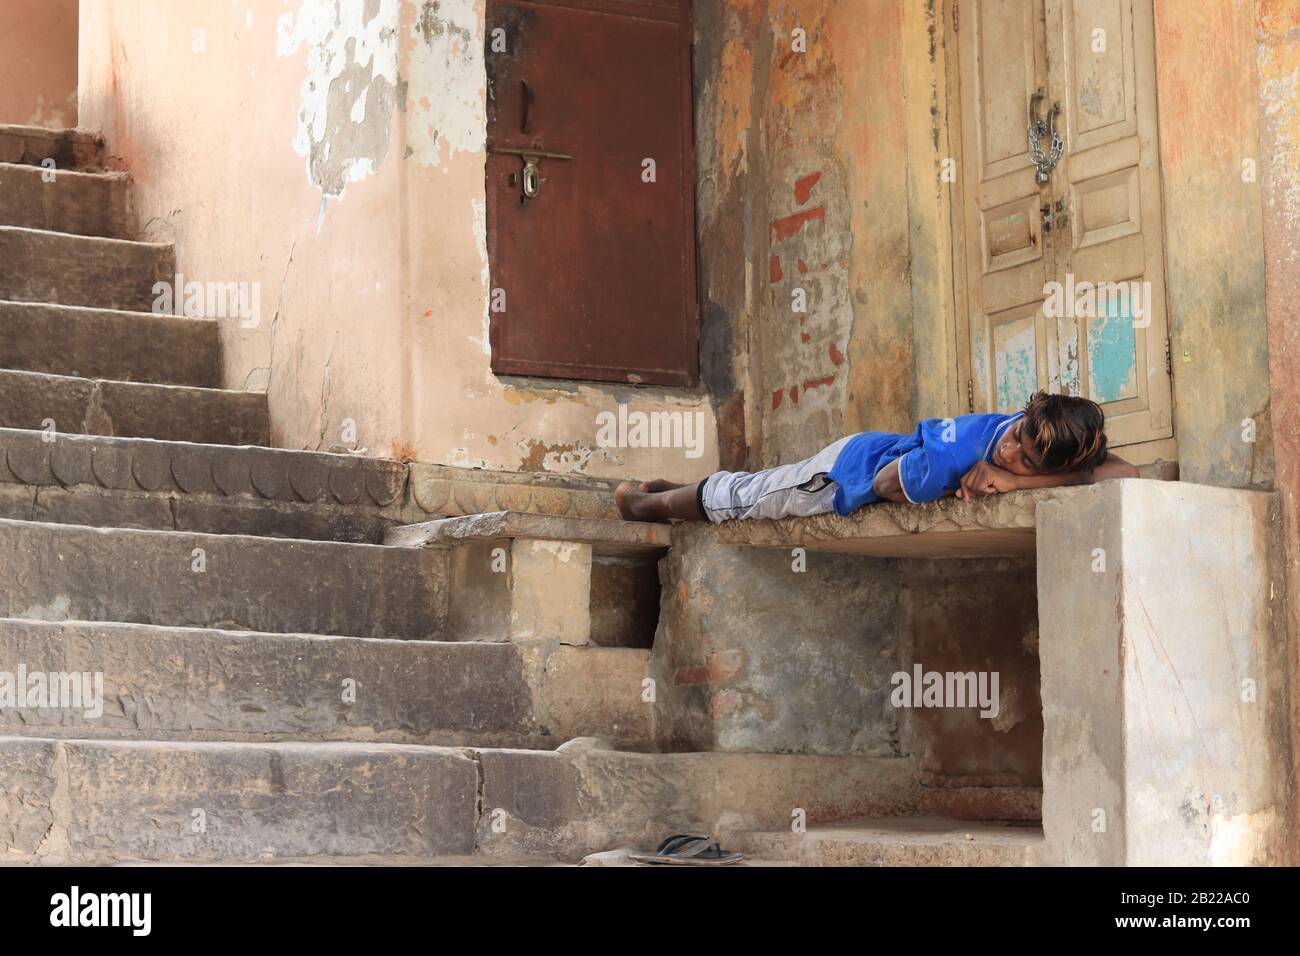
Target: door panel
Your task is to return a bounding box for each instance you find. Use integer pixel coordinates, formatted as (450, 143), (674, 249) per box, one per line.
(957, 0), (1172, 452)
(485, 0), (698, 386)
(959, 0), (1051, 413)
(1049, 0), (1171, 445)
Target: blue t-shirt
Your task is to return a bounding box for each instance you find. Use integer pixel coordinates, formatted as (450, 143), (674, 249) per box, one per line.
(826, 412), (1023, 515)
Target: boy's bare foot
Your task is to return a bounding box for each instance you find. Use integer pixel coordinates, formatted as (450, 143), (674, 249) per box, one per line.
(616, 479), (704, 523)
(615, 481), (649, 521)
(639, 479), (687, 493)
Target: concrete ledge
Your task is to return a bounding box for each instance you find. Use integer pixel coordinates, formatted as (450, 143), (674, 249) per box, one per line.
(407, 462), (621, 520)
(712, 486), (1084, 558)
(387, 510), (671, 557)
(0, 428), (406, 542)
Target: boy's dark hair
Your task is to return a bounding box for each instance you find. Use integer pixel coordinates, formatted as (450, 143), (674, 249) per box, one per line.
(1021, 391), (1109, 473)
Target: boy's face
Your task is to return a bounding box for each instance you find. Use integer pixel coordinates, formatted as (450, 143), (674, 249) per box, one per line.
(993, 419), (1050, 477)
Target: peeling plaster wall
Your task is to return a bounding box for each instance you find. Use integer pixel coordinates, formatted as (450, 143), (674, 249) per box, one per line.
(77, 0), (716, 483)
(695, 0), (917, 470)
(0, 0), (79, 128)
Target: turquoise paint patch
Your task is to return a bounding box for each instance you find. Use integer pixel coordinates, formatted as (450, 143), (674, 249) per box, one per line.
(996, 332), (1036, 412)
(1088, 292), (1137, 403)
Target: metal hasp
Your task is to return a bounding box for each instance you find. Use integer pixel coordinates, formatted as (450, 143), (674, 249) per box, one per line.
(488, 145), (574, 202)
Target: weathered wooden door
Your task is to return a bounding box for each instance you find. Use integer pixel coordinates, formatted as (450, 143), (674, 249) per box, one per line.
(955, 0), (1173, 458)
(485, 0), (699, 387)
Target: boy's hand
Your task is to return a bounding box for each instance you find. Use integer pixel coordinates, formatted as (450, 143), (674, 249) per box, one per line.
(956, 461), (1019, 500)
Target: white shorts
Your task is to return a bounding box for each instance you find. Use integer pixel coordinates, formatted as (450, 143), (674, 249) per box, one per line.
(699, 435), (854, 523)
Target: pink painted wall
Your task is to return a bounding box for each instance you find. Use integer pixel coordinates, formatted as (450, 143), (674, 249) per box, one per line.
(77, 0), (717, 482)
(0, 0), (78, 128)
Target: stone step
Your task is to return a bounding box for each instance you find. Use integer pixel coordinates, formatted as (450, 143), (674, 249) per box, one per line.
(0, 125), (105, 170)
(0, 162), (134, 239)
(0, 736), (917, 863)
(2, 737), (478, 863)
(0, 428), (406, 543)
(0, 369), (269, 445)
(0, 619), (652, 748)
(0, 518), (446, 639)
(0, 300), (220, 387)
(734, 817), (1043, 866)
(0, 225), (173, 311)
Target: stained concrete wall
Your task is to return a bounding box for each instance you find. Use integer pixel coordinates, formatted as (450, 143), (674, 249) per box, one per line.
(76, 0), (716, 483)
(0, 0), (78, 128)
(651, 523), (903, 755)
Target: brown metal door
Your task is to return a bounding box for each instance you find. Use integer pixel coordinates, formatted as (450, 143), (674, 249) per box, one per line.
(486, 0), (699, 387)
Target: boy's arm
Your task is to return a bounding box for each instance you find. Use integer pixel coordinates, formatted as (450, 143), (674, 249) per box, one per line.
(957, 453), (1138, 500)
(871, 458), (910, 503)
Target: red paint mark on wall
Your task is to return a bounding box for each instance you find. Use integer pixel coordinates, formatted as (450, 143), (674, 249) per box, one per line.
(772, 388), (784, 410)
(794, 171), (822, 205)
(803, 375), (836, 392)
(789, 386), (800, 404)
(771, 207), (825, 242)
(769, 254), (783, 283)
(801, 332), (811, 343)
(711, 690), (743, 720)
(674, 649), (748, 687)
(829, 342), (844, 365)
(798, 260), (809, 273)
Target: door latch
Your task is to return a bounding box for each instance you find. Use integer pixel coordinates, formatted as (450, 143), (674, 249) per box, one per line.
(1041, 200), (1069, 234)
(489, 145), (574, 203)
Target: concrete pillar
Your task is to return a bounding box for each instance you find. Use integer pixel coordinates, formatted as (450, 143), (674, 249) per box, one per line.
(1037, 480), (1287, 865)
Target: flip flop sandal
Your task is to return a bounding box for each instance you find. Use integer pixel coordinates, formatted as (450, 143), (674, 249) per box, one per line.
(628, 834), (745, 866)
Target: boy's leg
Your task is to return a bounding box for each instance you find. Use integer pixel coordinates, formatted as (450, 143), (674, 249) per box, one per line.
(618, 434), (854, 524)
(616, 481), (704, 522)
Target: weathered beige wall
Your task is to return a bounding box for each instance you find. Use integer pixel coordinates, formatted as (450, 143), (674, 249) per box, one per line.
(0, 0), (79, 128)
(694, 0), (917, 470)
(77, 0), (716, 483)
(1154, 0), (1272, 488)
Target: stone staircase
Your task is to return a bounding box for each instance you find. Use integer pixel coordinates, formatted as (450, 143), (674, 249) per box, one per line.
(0, 125), (1038, 865)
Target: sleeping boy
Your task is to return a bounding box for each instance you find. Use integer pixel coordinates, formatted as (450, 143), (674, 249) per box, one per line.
(615, 391), (1138, 523)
